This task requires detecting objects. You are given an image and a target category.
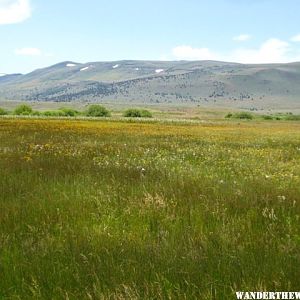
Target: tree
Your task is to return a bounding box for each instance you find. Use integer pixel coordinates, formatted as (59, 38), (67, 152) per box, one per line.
(123, 109), (142, 118)
(14, 104), (33, 115)
(86, 105), (111, 117)
(60, 108), (80, 117)
(123, 109), (153, 118)
(0, 107), (8, 115)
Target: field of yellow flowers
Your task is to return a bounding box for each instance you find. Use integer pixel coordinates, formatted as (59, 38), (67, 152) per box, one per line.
(0, 118), (300, 299)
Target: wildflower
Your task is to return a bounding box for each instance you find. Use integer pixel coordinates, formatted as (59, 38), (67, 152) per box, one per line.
(262, 207), (277, 221)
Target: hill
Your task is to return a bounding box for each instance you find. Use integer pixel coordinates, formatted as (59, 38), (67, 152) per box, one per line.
(1, 60), (300, 111)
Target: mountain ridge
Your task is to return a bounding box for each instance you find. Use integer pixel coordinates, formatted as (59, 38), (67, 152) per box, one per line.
(1, 60), (300, 110)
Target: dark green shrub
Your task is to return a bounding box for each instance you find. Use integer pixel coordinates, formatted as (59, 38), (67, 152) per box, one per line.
(42, 110), (66, 117)
(123, 109), (152, 118)
(225, 113), (233, 118)
(60, 108), (79, 117)
(14, 104), (33, 115)
(234, 112), (253, 120)
(86, 105), (111, 117)
(285, 114), (300, 121)
(262, 115), (273, 120)
(32, 111), (41, 116)
(123, 109), (142, 118)
(0, 107), (8, 115)
(140, 110), (153, 118)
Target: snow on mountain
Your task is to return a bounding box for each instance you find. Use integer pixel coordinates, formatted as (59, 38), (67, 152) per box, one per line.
(155, 69), (164, 74)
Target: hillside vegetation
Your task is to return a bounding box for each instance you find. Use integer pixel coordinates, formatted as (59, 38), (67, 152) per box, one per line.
(1, 60), (300, 111)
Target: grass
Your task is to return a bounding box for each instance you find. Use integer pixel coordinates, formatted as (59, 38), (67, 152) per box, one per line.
(0, 118), (300, 299)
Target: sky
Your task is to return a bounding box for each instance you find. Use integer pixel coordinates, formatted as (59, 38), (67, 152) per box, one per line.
(1, 0), (300, 74)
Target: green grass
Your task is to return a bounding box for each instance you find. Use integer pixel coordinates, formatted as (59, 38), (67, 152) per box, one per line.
(0, 118), (300, 299)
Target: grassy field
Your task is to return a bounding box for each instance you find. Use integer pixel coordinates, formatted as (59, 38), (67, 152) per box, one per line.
(0, 118), (300, 299)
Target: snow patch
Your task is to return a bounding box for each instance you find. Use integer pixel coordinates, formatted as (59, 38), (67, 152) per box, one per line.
(66, 63), (76, 67)
(0, 73), (6, 77)
(112, 64), (119, 69)
(80, 67), (89, 71)
(135, 68), (139, 71)
(155, 69), (164, 74)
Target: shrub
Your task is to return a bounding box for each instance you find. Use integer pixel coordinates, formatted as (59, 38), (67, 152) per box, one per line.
(234, 112), (254, 120)
(60, 108), (80, 117)
(0, 107), (8, 115)
(86, 105), (111, 117)
(42, 110), (66, 117)
(262, 115), (273, 120)
(14, 104), (33, 115)
(123, 109), (152, 118)
(123, 109), (142, 118)
(140, 110), (153, 118)
(225, 113), (233, 118)
(285, 114), (300, 121)
(32, 111), (41, 116)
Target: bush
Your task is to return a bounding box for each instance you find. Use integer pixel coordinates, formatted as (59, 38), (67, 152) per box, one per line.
(60, 108), (80, 117)
(285, 114), (300, 121)
(123, 109), (152, 118)
(86, 105), (111, 117)
(14, 104), (33, 116)
(123, 109), (142, 118)
(262, 115), (273, 120)
(234, 112), (253, 120)
(225, 113), (233, 118)
(42, 110), (66, 117)
(0, 107), (8, 115)
(32, 111), (41, 116)
(140, 110), (153, 118)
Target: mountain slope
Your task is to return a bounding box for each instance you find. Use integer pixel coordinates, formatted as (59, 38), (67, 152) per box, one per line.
(1, 60), (300, 110)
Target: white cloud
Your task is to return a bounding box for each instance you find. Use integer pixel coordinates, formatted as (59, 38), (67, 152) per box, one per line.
(171, 38), (299, 64)
(230, 38), (290, 64)
(172, 45), (218, 60)
(15, 47), (42, 56)
(291, 34), (300, 42)
(233, 34), (251, 42)
(0, 0), (31, 25)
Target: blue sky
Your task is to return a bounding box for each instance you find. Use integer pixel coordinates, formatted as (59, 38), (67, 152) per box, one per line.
(1, 0), (300, 74)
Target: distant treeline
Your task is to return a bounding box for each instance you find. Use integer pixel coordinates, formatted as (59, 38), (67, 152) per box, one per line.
(0, 104), (153, 118)
(225, 111), (300, 121)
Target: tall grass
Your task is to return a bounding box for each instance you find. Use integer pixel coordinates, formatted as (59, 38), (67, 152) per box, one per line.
(0, 119), (299, 299)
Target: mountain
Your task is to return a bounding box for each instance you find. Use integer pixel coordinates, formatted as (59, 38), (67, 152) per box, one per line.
(1, 60), (300, 110)
(0, 73), (22, 84)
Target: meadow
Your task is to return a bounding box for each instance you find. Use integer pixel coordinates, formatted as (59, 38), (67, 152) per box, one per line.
(0, 118), (300, 299)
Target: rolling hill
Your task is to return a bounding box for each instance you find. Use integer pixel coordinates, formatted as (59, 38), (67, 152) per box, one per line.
(1, 60), (300, 110)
